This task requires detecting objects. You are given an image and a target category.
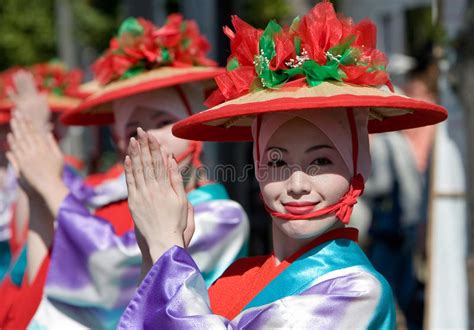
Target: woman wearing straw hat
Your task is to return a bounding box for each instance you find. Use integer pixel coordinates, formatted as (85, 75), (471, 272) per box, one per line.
(118, 2), (447, 328)
(7, 16), (248, 329)
(0, 63), (90, 327)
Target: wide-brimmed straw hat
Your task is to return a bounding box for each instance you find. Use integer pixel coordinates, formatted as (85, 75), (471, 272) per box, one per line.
(172, 0), (447, 141)
(61, 15), (224, 126)
(0, 62), (87, 123)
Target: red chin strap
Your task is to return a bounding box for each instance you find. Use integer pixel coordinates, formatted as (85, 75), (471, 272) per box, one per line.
(175, 140), (203, 168)
(175, 140), (204, 192)
(259, 108), (365, 224)
(173, 84), (203, 168)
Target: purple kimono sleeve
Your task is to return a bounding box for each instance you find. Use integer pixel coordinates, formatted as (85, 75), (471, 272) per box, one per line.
(45, 194), (141, 309)
(118, 246), (229, 329)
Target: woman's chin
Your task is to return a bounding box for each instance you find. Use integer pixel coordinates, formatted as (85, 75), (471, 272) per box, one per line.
(273, 215), (341, 240)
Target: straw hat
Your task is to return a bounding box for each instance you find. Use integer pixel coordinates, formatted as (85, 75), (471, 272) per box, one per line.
(0, 62), (87, 120)
(61, 15), (224, 126)
(172, 0), (447, 141)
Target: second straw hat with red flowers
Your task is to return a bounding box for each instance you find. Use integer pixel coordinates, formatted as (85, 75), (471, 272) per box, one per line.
(0, 62), (86, 124)
(61, 15), (224, 125)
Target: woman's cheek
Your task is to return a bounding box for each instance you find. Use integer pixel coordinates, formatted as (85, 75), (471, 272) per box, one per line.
(311, 173), (350, 203)
(148, 129), (186, 156)
(260, 181), (283, 209)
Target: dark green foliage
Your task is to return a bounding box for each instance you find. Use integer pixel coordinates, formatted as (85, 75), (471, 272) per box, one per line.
(241, 0), (291, 28)
(0, 0), (121, 71)
(0, 0), (56, 70)
(72, 0), (121, 53)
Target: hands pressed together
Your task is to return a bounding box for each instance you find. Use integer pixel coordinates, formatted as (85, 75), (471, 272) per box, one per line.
(125, 128), (195, 264)
(6, 71), (67, 217)
(6, 69), (196, 270)
(7, 112), (64, 197)
(5, 70), (67, 282)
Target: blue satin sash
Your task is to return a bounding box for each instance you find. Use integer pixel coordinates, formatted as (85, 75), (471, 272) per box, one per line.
(188, 183), (229, 205)
(244, 238), (372, 310)
(243, 237), (395, 329)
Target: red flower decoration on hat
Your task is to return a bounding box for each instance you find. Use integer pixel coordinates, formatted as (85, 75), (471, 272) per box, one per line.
(0, 62), (83, 99)
(30, 62), (83, 97)
(206, 0), (392, 107)
(93, 15), (217, 85)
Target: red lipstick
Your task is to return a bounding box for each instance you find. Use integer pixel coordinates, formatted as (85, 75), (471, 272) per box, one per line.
(283, 201), (317, 215)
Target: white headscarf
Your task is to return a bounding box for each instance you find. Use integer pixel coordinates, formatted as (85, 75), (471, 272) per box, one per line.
(113, 83), (205, 140)
(251, 108), (371, 181)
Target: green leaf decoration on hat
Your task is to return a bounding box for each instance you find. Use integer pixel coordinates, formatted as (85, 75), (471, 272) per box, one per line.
(118, 17), (144, 37)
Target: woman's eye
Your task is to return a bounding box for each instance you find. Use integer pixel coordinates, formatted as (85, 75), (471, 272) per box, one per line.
(311, 157), (332, 166)
(267, 159), (287, 167)
(155, 120), (174, 129)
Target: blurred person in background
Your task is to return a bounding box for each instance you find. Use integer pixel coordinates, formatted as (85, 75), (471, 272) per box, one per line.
(5, 15), (249, 329)
(0, 63), (89, 327)
(363, 43), (441, 330)
(364, 131), (423, 329)
(403, 42), (440, 174)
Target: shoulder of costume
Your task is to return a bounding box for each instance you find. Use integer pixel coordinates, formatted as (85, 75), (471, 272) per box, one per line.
(188, 182), (230, 205)
(84, 164), (125, 187)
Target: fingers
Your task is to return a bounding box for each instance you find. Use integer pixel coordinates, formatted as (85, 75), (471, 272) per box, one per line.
(10, 112), (38, 149)
(147, 133), (168, 183)
(136, 128), (154, 181)
(124, 156), (136, 197)
(128, 137), (146, 189)
(13, 71), (38, 96)
(168, 156), (186, 200)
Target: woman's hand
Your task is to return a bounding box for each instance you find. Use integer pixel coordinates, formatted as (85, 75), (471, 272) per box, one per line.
(7, 112), (68, 216)
(8, 70), (51, 132)
(125, 128), (195, 263)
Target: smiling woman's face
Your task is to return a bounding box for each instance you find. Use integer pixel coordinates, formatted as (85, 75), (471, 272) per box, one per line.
(258, 117), (352, 240)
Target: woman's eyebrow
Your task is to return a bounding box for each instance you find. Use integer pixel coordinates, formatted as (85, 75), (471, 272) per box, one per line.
(151, 112), (167, 119)
(305, 145), (333, 153)
(265, 146), (288, 153)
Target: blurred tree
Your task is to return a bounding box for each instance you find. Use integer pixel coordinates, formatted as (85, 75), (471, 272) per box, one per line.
(0, 0), (121, 71)
(405, 6), (447, 56)
(72, 0), (122, 53)
(241, 0), (292, 27)
(0, 0), (56, 70)
(237, 0), (339, 29)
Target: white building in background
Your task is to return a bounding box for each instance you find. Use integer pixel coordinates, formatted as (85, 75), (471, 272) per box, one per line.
(340, 0), (467, 53)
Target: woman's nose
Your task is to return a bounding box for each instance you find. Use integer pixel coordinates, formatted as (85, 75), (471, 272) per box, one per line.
(287, 170), (311, 196)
